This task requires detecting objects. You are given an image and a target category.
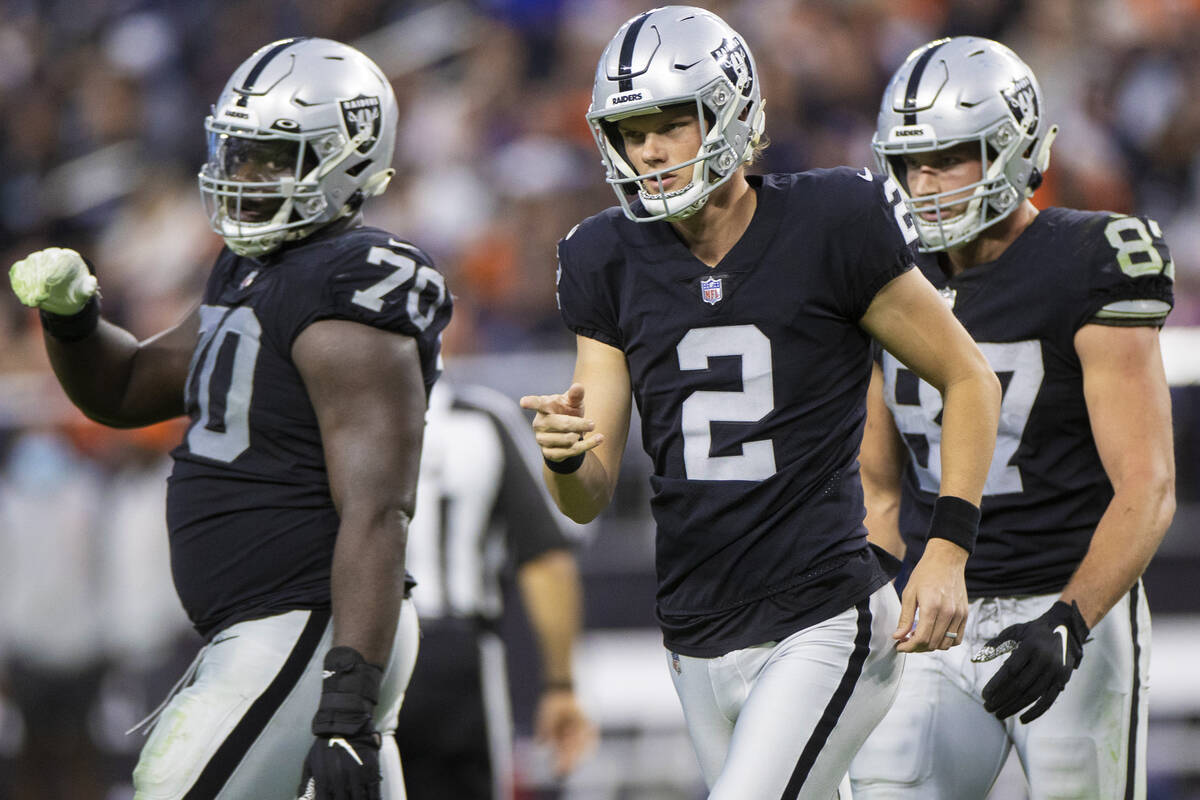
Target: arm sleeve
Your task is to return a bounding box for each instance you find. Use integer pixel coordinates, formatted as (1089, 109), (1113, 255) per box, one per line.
(555, 226), (622, 348)
(832, 172), (918, 320)
(1081, 214), (1174, 329)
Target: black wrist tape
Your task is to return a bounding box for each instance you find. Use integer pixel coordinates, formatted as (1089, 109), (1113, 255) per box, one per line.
(545, 452), (585, 474)
(39, 295), (100, 342)
(312, 646), (383, 738)
(927, 495), (981, 554)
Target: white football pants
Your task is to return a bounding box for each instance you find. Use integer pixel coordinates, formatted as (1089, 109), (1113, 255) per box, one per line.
(132, 603), (419, 800)
(850, 584), (1150, 799)
(668, 585), (903, 800)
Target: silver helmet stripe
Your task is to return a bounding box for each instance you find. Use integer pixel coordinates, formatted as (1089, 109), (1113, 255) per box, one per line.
(235, 37), (309, 106)
(902, 40), (948, 125)
(616, 12), (652, 91)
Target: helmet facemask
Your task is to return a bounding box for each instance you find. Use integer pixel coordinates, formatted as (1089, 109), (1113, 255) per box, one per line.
(881, 121), (1029, 252)
(590, 85), (759, 223)
(200, 124), (370, 257)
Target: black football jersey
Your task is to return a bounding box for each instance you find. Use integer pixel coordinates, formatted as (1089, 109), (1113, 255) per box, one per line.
(556, 169), (919, 656)
(167, 225), (452, 637)
(883, 207), (1174, 597)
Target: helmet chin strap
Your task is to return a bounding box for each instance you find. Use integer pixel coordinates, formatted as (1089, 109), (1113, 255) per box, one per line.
(639, 151), (716, 220)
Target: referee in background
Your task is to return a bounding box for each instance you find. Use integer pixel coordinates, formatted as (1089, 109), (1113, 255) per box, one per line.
(397, 381), (595, 799)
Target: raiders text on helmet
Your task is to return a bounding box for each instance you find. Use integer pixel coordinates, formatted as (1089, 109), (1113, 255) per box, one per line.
(872, 36), (1058, 251)
(587, 6), (765, 223)
(199, 38), (399, 257)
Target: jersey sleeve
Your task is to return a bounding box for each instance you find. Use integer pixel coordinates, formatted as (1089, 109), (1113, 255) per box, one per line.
(1080, 213), (1174, 328)
(555, 220), (622, 348)
(314, 236), (453, 340)
(828, 169), (919, 320)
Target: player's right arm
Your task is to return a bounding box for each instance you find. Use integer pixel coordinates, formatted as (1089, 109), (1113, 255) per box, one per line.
(861, 360), (908, 560)
(520, 334), (632, 523)
(9, 247), (195, 427)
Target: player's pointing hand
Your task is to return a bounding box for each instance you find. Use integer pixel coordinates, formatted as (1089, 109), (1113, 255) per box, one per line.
(520, 383), (604, 464)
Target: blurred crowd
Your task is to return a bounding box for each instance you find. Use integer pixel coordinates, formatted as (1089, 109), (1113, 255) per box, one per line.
(1, 1), (1199, 797)
(1, 0), (1199, 366)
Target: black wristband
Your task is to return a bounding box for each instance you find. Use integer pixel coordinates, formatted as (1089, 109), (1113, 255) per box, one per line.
(927, 495), (981, 554)
(544, 452), (585, 474)
(39, 295), (100, 342)
(312, 646), (383, 738)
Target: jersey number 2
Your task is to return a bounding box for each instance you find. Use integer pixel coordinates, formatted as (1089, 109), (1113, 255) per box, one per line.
(677, 325), (776, 481)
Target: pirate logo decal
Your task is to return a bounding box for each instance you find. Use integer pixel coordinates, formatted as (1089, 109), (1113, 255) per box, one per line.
(711, 37), (754, 98)
(340, 94), (382, 153)
(1001, 77), (1039, 136)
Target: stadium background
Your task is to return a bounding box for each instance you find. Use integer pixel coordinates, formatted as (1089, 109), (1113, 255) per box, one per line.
(0, 0), (1197, 798)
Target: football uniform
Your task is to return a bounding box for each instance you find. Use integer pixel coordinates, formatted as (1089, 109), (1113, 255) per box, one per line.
(133, 225), (451, 800)
(556, 169), (914, 798)
(852, 208), (1172, 799)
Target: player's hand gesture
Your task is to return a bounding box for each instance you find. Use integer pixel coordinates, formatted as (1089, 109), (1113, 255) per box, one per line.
(520, 383), (604, 465)
(535, 686), (596, 776)
(972, 600), (1089, 723)
(893, 539), (968, 652)
(9, 247), (98, 316)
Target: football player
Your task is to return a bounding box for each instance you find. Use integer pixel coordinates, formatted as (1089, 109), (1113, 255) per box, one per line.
(8, 37), (451, 800)
(519, 8), (1002, 798)
(850, 37), (1174, 799)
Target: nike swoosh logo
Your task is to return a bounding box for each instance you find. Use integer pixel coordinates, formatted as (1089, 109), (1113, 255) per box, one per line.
(858, 167), (874, 182)
(674, 59), (704, 70)
(211, 634), (239, 646)
(329, 737), (364, 766)
(1053, 625), (1069, 665)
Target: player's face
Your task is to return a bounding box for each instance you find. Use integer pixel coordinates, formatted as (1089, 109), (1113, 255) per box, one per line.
(216, 137), (302, 221)
(616, 106), (703, 196)
(901, 143), (983, 221)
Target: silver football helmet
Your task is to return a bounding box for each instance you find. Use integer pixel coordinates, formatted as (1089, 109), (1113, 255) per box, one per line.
(587, 6), (765, 223)
(872, 36), (1057, 251)
(199, 37), (398, 257)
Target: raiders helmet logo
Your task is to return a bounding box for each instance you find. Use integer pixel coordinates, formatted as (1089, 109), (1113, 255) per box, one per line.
(339, 95), (382, 153)
(711, 38), (754, 98)
(1001, 78), (1039, 135)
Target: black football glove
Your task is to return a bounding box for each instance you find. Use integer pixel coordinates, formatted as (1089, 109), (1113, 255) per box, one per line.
(297, 646), (384, 800)
(972, 600), (1089, 724)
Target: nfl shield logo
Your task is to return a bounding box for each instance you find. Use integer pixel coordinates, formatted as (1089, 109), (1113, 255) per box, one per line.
(701, 277), (723, 305)
(938, 286), (957, 309)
